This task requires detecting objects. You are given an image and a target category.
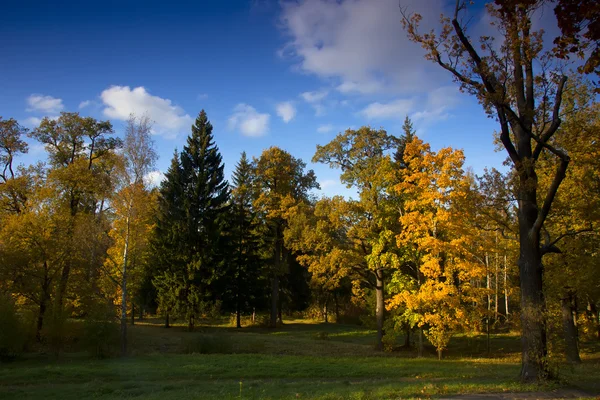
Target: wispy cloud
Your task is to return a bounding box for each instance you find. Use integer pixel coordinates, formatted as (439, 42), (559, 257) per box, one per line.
(26, 94), (64, 113)
(279, 0), (446, 94)
(317, 124), (334, 133)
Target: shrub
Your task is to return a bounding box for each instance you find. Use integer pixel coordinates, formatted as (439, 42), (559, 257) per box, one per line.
(312, 331), (329, 341)
(0, 294), (26, 361)
(81, 303), (119, 358)
(182, 334), (233, 354)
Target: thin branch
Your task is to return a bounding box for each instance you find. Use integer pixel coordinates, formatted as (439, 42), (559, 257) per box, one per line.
(533, 157), (570, 235)
(541, 228), (595, 255)
(533, 75), (568, 159)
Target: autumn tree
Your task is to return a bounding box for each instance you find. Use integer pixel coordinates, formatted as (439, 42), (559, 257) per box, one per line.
(253, 147), (318, 327)
(537, 78), (600, 363)
(388, 135), (487, 359)
(313, 127), (400, 349)
(553, 0), (600, 89)
(285, 196), (359, 323)
(0, 118), (29, 215)
(400, 0), (579, 380)
(29, 112), (120, 314)
(107, 114), (157, 355)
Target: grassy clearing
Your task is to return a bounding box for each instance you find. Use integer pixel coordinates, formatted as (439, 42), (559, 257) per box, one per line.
(1, 318), (598, 399)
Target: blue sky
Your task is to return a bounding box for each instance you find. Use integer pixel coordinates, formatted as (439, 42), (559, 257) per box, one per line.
(1, 0), (542, 198)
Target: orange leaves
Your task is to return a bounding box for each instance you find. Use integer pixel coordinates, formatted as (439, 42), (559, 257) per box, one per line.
(389, 135), (487, 352)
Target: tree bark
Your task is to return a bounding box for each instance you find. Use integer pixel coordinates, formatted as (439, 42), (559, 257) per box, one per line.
(36, 263), (51, 342)
(375, 268), (385, 350)
(165, 311), (170, 329)
(404, 326), (411, 348)
(121, 215), (130, 357)
(188, 315), (194, 332)
(504, 254), (509, 322)
(333, 291), (340, 323)
(562, 292), (581, 363)
(270, 275), (279, 328)
(418, 327), (424, 358)
(517, 198), (548, 381)
(236, 287), (241, 328)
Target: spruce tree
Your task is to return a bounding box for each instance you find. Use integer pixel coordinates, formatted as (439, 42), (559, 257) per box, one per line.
(394, 116), (415, 169)
(227, 152), (264, 328)
(151, 150), (186, 328)
(179, 110), (230, 331)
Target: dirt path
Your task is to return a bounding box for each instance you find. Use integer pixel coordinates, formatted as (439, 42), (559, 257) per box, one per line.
(445, 388), (598, 399)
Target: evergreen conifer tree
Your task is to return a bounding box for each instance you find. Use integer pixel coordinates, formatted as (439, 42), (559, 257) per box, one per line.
(179, 110), (230, 331)
(227, 152), (264, 328)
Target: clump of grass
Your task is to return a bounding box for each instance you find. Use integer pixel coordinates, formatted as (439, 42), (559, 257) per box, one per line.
(182, 334), (233, 354)
(313, 331), (329, 341)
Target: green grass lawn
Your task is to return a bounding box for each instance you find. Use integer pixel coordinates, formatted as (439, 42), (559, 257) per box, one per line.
(1, 318), (599, 399)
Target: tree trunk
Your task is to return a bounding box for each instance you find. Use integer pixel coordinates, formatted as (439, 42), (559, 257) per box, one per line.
(437, 348), (442, 360)
(504, 254), (509, 322)
(517, 200), (548, 381)
(131, 302), (135, 325)
(561, 292), (581, 364)
(404, 326), (411, 348)
(36, 263), (51, 342)
(277, 292), (283, 324)
(418, 327), (424, 357)
(188, 315), (194, 332)
(333, 291), (340, 323)
(495, 252), (499, 320)
(375, 269), (385, 351)
(323, 296), (328, 323)
(270, 229), (281, 328)
(236, 288), (241, 328)
(121, 215), (130, 357)
(165, 312), (170, 328)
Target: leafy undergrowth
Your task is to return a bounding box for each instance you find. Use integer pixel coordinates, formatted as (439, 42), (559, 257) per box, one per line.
(0, 318), (598, 399)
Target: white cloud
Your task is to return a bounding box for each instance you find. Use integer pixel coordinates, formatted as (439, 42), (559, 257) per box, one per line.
(280, 0), (447, 95)
(411, 86), (459, 122)
(300, 89), (329, 116)
(23, 117), (42, 127)
(26, 94), (64, 113)
(144, 170), (165, 187)
(100, 86), (193, 138)
(79, 100), (91, 109)
(319, 179), (338, 190)
(22, 115), (60, 127)
(360, 86), (460, 122)
(276, 101), (296, 123)
(300, 89), (328, 103)
(28, 143), (47, 155)
(228, 103), (270, 137)
(317, 124), (334, 133)
(197, 93), (209, 100)
(361, 99), (414, 120)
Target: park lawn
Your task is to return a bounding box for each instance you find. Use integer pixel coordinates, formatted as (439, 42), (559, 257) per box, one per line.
(0, 319), (598, 399)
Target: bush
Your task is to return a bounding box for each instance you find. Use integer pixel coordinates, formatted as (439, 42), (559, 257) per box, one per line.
(251, 314), (272, 328)
(81, 303), (119, 358)
(182, 334), (233, 354)
(0, 294), (26, 361)
(312, 331), (329, 340)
